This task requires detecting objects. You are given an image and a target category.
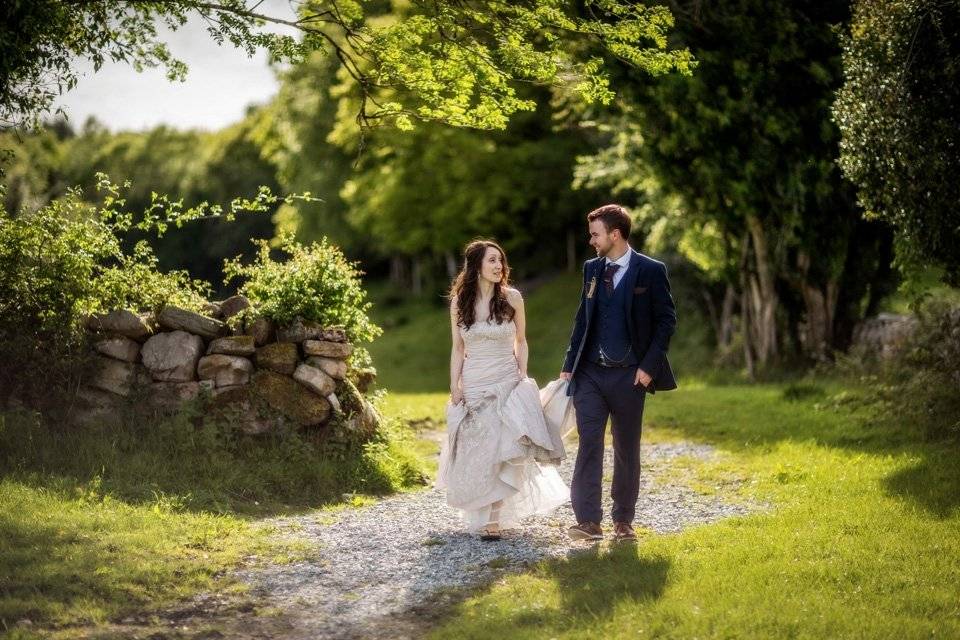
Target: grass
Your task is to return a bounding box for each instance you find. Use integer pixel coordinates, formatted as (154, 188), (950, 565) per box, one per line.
(423, 379), (960, 639)
(0, 399), (430, 637)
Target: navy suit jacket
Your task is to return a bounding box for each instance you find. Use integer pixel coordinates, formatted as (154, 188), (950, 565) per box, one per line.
(562, 250), (678, 395)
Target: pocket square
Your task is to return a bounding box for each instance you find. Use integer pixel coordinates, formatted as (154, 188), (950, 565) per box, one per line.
(633, 286), (648, 294)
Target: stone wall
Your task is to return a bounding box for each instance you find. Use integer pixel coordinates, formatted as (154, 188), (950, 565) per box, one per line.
(77, 295), (379, 437)
(851, 312), (918, 359)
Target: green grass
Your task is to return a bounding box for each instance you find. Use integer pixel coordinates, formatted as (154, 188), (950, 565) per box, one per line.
(0, 476), (280, 637)
(0, 402), (430, 637)
(423, 380), (960, 639)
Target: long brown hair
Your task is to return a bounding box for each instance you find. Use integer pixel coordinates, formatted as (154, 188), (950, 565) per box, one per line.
(449, 240), (515, 330)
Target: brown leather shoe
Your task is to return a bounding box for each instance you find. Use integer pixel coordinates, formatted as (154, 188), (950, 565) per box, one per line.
(568, 522), (603, 540)
(613, 522), (637, 541)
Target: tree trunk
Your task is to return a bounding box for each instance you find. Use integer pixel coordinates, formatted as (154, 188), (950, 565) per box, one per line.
(411, 257), (423, 297)
(445, 250), (458, 280)
(389, 255), (408, 287)
(795, 251), (838, 361)
(745, 214), (779, 365)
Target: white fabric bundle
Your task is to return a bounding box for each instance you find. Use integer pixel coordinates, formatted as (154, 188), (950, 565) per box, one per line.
(539, 378), (577, 442)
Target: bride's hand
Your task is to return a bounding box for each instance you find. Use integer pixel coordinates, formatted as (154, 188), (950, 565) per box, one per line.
(450, 388), (464, 405)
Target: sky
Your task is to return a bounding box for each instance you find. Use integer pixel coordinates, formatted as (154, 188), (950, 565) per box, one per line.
(53, 1), (298, 133)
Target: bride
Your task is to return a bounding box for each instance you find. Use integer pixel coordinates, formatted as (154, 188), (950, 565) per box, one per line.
(437, 239), (568, 540)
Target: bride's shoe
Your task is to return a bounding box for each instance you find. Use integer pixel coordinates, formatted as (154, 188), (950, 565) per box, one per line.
(479, 522), (501, 541)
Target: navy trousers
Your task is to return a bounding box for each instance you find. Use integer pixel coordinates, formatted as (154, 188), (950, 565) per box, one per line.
(571, 360), (647, 524)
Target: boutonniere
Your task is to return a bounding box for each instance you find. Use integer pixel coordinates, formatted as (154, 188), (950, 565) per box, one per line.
(586, 277), (597, 299)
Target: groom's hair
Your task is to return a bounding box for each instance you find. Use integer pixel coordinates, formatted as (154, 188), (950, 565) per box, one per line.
(587, 204), (632, 241)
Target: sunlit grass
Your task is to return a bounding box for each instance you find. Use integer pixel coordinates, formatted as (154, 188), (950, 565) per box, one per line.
(427, 381), (960, 639)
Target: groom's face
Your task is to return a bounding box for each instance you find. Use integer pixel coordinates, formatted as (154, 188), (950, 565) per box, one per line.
(589, 220), (615, 257)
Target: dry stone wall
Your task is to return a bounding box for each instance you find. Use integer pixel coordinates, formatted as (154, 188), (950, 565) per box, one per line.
(77, 296), (379, 438)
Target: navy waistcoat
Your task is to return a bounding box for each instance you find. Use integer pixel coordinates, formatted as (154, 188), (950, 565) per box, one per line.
(584, 271), (638, 366)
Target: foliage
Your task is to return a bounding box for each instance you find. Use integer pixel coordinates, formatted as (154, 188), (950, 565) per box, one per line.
(0, 176), (303, 408)
(834, 0), (960, 285)
(878, 302), (960, 440)
(2, 0), (693, 132)
(224, 234), (382, 346)
(2, 118), (287, 291)
(575, 0), (897, 364)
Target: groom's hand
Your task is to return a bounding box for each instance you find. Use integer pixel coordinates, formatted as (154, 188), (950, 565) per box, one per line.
(559, 371), (573, 381)
(635, 368), (653, 388)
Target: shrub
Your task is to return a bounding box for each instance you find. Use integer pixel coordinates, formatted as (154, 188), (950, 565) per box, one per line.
(892, 302), (960, 440)
(0, 175), (301, 411)
(224, 233), (383, 350)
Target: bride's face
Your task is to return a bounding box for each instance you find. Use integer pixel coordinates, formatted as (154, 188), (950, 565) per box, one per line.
(479, 246), (505, 285)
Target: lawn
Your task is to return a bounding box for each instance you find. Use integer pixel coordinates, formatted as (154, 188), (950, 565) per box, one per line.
(367, 274), (960, 638)
(424, 380), (960, 639)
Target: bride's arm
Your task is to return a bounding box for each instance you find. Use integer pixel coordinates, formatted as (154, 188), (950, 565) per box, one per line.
(509, 289), (528, 378)
(449, 300), (465, 404)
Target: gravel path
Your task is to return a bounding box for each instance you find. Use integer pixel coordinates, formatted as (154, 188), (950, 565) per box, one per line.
(214, 440), (758, 640)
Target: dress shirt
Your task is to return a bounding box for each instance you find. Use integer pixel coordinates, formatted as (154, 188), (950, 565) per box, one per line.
(605, 245), (633, 289)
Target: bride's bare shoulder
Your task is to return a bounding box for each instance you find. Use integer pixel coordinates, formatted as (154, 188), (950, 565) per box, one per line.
(504, 286), (523, 302)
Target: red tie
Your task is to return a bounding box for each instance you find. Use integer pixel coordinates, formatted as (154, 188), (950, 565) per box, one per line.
(603, 263), (621, 295)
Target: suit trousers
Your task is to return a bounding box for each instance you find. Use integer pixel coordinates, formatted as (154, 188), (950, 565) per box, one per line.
(571, 360), (646, 524)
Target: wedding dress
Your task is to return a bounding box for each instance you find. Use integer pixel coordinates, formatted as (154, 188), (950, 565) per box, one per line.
(437, 319), (569, 532)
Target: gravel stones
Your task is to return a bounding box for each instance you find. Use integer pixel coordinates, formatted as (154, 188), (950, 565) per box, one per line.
(221, 441), (760, 640)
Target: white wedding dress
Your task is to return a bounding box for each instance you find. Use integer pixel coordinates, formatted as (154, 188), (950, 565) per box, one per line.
(437, 319), (569, 532)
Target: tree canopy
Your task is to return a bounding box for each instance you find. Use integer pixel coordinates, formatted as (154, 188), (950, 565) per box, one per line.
(1, 0), (693, 131)
(834, 0), (960, 285)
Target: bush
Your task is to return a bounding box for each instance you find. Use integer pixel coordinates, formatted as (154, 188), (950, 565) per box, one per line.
(891, 302), (960, 440)
(0, 183), (208, 409)
(224, 234), (382, 355)
(834, 301), (960, 441)
(0, 175), (301, 411)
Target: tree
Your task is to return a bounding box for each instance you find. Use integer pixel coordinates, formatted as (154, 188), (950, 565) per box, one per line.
(576, 0), (897, 370)
(834, 0), (960, 285)
(1, 0), (693, 132)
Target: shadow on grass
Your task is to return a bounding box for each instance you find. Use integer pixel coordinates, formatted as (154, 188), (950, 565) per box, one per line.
(429, 544), (670, 638)
(0, 506), (138, 628)
(643, 381), (960, 521)
(881, 448), (960, 519)
(549, 544), (670, 618)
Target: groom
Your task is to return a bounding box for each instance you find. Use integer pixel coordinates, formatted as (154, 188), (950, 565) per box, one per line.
(560, 204), (677, 542)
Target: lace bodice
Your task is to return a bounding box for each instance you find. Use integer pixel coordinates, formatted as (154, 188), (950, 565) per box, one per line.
(459, 319), (516, 345)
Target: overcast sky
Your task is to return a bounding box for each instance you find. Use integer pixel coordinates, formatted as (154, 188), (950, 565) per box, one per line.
(53, 1), (298, 133)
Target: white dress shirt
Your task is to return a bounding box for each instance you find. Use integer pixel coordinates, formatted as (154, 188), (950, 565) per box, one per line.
(605, 245), (633, 289)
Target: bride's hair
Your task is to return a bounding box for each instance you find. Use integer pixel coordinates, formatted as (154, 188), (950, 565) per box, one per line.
(449, 240), (515, 330)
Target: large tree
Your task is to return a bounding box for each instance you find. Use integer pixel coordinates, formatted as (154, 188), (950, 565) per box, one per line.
(834, 0), (960, 285)
(1, 0), (693, 132)
(577, 0), (897, 370)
